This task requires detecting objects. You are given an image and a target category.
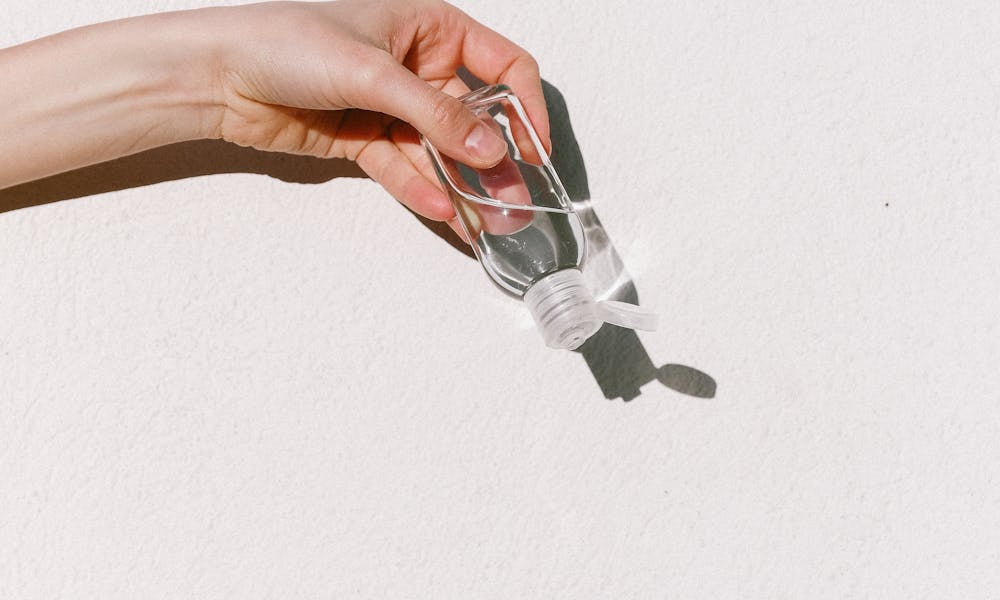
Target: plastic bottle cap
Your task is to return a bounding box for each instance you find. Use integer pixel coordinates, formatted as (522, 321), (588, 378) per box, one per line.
(524, 269), (658, 350)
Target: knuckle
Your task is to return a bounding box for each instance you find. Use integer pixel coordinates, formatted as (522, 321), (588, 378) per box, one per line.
(429, 95), (467, 132)
(523, 53), (540, 71)
(520, 54), (541, 77)
(344, 47), (395, 98)
(354, 55), (392, 91)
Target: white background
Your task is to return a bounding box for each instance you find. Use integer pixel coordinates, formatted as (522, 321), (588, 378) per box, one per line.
(3, 1), (1000, 597)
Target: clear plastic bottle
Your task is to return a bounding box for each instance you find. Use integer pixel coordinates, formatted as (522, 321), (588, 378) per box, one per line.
(422, 84), (657, 350)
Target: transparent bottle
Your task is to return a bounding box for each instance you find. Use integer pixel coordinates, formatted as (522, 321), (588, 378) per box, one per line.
(422, 84), (657, 350)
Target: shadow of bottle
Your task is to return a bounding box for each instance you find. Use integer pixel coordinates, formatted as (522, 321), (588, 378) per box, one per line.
(0, 73), (717, 403)
(542, 80), (717, 401)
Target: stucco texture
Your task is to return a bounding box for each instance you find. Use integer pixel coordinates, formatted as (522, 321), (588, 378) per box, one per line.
(2, 1), (1000, 597)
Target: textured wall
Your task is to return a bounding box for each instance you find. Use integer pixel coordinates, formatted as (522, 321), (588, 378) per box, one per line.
(3, 1), (1000, 597)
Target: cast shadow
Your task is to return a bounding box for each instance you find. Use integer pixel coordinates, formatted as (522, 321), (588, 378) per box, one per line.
(542, 80), (717, 401)
(0, 139), (472, 254)
(0, 76), (716, 402)
(0, 139), (362, 212)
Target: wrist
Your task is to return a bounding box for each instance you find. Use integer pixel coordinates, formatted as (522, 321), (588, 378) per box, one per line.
(118, 8), (229, 143)
(0, 9), (229, 187)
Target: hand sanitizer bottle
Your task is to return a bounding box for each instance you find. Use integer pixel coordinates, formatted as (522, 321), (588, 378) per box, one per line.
(422, 84), (657, 350)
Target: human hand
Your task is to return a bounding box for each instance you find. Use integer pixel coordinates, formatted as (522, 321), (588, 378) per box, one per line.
(0, 0), (549, 239)
(205, 0), (550, 234)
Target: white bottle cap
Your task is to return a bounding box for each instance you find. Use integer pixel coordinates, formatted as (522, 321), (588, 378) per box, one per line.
(523, 269), (658, 350)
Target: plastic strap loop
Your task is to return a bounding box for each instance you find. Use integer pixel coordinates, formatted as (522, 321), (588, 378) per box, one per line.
(597, 300), (659, 332)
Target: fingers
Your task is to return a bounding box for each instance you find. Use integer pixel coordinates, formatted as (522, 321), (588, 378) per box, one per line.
(458, 12), (550, 154)
(350, 117), (472, 244)
(349, 55), (508, 169)
(390, 114), (531, 238)
(474, 157), (536, 236)
(384, 119), (471, 243)
(353, 129), (454, 223)
(438, 75), (473, 102)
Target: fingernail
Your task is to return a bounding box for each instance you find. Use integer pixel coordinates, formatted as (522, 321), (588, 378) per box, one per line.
(465, 123), (507, 162)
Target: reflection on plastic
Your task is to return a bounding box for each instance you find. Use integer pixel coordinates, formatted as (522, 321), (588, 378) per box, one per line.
(422, 84), (656, 350)
(541, 79), (718, 401)
(422, 86), (583, 297)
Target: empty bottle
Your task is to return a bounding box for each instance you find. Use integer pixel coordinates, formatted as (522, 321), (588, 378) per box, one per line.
(422, 84), (657, 350)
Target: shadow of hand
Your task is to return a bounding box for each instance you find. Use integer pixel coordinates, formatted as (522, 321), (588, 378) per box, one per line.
(0, 138), (473, 254)
(1, 83), (718, 403)
(0, 139), (365, 214)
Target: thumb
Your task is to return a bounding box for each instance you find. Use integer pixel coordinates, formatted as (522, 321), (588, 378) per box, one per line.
(353, 59), (508, 168)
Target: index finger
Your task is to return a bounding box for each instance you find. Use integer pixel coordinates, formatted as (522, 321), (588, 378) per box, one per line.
(458, 13), (550, 154)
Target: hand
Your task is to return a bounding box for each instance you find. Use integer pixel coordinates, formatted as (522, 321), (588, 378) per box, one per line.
(208, 0), (550, 233)
(0, 0), (550, 240)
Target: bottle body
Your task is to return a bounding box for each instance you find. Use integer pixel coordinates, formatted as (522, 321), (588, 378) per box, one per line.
(422, 85), (657, 349)
(422, 84), (584, 297)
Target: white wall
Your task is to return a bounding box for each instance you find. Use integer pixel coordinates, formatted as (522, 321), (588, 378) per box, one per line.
(3, 1), (1000, 597)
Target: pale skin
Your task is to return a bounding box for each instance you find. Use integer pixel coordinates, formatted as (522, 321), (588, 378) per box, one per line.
(0, 0), (550, 239)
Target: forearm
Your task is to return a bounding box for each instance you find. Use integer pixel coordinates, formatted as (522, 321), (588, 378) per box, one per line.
(0, 9), (224, 189)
